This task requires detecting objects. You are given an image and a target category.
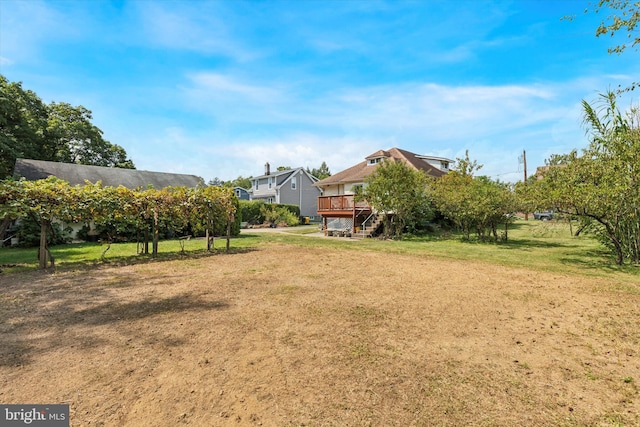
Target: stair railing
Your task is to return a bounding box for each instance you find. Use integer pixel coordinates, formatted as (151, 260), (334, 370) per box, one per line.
(361, 213), (377, 237)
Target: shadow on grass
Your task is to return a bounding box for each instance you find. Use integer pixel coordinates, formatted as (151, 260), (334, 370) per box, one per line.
(495, 238), (573, 250)
(557, 248), (633, 273)
(1, 244), (259, 274)
(0, 288), (229, 367)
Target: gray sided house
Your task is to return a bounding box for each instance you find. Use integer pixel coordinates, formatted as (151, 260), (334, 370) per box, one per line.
(250, 163), (322, 218)
(234, 187), (250, 200)
(14, 158), (204, 189)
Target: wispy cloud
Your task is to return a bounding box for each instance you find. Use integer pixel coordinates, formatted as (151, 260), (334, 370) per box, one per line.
(165, 70), (601, 181)
(134, 2), (258, 62)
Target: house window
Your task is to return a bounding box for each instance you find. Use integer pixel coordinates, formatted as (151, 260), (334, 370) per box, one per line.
(291, 177), (297, 190)
(254, 180), (259, 190)
(440, 161), (449, 170)
(368, 157), (382, 165)
(267, 197), (274, 203)
(268, 177), (273, 189)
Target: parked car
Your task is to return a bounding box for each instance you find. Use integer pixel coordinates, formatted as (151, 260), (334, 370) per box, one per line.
(533, 211), (554, 221)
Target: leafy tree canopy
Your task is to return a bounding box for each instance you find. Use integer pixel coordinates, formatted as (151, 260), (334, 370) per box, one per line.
(521, 91), (640, 264)
(0, 75), (135, 178)
(570, 0), (640, 91)
(592, 0), (640, 55)
(209, 176), (253, 189)
(360, 159), (431, 238)
(306, 161), (332, 180)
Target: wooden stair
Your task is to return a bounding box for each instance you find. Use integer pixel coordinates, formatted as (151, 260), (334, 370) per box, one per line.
(354, 214), (383, 239)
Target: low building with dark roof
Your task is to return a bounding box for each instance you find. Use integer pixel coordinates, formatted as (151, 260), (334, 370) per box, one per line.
(14, 158), (204, 189)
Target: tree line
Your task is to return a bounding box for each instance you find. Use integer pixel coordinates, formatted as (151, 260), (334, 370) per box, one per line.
(1, 75), (135, 179)
(0, 177), (238, 269)
(208, 161), (332, 189)
(518, 91), (640, 265)
(358, 151), (518, 243)
(360, 91), (639, 265)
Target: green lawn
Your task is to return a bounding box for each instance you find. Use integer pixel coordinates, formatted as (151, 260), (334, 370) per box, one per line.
(1, 220), (638, 281)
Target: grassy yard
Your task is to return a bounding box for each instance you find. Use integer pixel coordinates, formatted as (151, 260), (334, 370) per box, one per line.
(1, 220), (638, 280)
(1, 220), (638, 426)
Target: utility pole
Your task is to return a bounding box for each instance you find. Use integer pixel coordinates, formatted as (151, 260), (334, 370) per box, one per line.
(523, 149), (528, 221)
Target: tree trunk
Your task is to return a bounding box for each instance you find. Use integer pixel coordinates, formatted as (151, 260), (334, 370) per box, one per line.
(226, 214), (233, 252)
(0, 217), (11, 245)
(152, 210), (159, 257)
(39, 220), (48, 269)
(144, 228), (149, 254)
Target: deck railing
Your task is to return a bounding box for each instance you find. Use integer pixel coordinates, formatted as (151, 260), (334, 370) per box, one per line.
(317, 195), (370, 212)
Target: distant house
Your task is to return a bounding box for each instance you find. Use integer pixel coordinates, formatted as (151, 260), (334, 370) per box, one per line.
(314, 147), (452, 237)
(234, 187), (250, 200)
(249, 163), (322, 218)
(14, 158), (204, 189)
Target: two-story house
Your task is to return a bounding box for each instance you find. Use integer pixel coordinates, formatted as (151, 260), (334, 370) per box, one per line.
(313, 147), (453, 236)
(249, 163), (322, 218)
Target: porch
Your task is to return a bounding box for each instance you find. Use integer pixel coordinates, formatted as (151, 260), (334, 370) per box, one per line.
(317, 195), (382, 238)
(317, 195), (371, 217)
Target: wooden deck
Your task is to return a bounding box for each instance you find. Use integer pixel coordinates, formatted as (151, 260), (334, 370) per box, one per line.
(317, 195), (371, 217)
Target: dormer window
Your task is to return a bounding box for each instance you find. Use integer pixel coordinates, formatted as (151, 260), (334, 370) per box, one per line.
(368, 157), (383, 165)
(440, 161), (449, 170)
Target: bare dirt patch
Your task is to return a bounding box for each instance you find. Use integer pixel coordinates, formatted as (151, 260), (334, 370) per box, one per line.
(1, 245), (639, 426)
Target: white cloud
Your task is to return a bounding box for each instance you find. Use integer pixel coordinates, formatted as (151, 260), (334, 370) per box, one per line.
(185, 73), (283, 104)
(170, 73), (608, 182)
(134, 2), (258, 62)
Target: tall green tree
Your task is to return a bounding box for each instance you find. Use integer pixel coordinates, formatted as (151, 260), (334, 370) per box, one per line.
(360, 160), (431, 239)
(47, 102), (134, 168)
(307, 161), (331, 180)
(431, 151), (517, 241)
(1, 75), (135, 179)
(0, 76), (49, 177)
(523, 91), (640, 264)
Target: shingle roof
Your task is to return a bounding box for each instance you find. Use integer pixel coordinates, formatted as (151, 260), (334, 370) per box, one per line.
(14, 158), (203, 189)
(314, 147), (446, 187)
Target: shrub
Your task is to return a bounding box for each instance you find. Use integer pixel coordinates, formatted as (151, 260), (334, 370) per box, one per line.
(15, 218), (72, 247)
(260, 204), (300, 226)
(239, 200), (265, 225)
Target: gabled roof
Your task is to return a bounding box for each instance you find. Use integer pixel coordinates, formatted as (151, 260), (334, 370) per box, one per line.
(314, 147), (446, 187)
(252, 167), (319, 188)
(252, 167), (297, 181)
(14, 158), (203, 189)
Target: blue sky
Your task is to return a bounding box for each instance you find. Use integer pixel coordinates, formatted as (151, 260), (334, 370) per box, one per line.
(1, 0), (638, 183)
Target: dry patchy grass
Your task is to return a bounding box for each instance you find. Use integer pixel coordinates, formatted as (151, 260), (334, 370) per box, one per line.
(0, 244), (639, 426)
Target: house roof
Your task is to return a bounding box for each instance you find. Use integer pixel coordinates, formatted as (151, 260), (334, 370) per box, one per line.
(252, 167), (319, 187)
(314, 147), (446, 187)
(14, 158), (203, 189)
(252, 167), (297, 181)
